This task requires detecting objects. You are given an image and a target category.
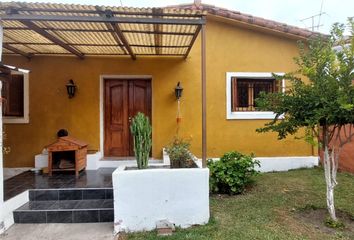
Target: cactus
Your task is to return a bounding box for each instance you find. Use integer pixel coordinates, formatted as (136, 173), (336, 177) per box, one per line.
(130, 112), (152, 169)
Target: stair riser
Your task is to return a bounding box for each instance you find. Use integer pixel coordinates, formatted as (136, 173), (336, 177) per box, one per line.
(29, 188), (113, 201)
(14, 209), (113, 223)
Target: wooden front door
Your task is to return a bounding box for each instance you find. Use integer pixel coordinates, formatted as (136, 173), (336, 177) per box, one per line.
(104, 79), (151, 157)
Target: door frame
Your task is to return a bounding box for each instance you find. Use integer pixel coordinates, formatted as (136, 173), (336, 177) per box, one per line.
(99, 75), (152, 158)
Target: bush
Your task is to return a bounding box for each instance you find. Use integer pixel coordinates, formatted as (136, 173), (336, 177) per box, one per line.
(208, 151), (260, 195)
(165, 138), (195, 168)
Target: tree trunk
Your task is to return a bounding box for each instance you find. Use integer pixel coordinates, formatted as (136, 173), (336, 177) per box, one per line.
(323, 140), (338, 221)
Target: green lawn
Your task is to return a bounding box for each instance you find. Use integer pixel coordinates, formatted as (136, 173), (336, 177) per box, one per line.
(126, 168), (354, 240)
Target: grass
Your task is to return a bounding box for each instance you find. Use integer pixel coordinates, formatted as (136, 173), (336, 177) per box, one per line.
(126, 168), (354, 240)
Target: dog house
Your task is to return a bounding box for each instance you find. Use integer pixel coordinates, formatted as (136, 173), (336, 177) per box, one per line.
(46, 136), (88, 177)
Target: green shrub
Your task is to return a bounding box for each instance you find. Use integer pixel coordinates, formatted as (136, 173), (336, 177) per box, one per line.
(208, 151), (260, 195)
(165, 138), (195, 168)
(324, 217), (345, 229)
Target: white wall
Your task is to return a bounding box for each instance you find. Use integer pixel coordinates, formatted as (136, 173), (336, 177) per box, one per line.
(208, 156), (319, 172)
(35, 152), (163, 170)
(113, 167), (210, 233)
(2, 191), (29, 231)
(255, 156), (319, 172)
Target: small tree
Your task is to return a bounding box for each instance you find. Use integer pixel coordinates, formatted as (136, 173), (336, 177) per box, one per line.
(256, 19), (354, 222)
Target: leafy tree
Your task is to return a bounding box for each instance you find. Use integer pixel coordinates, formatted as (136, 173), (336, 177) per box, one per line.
(256, 19), (354, 222)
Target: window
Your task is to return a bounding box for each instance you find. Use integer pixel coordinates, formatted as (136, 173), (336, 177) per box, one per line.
(226, 72), (284, 120)
(0, 69), (29, 123)
(231, 78), (278, 111)
(2, 74), (24, 117)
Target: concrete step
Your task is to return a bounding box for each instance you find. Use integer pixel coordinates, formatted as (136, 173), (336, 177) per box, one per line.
(13, 188), (114, 223)
(29, 188), (113, 201)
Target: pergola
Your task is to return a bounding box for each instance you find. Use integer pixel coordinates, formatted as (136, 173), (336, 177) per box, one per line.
(0, 2), (208, 166)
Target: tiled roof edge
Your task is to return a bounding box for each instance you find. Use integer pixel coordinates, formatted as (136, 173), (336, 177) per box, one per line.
(165, 3), (327, 39)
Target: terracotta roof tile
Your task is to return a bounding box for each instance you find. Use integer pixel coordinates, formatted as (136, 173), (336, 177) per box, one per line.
(165, 3), (325, 39)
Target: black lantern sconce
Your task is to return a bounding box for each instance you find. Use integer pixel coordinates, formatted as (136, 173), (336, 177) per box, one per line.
(66, 79), (76, 98)
(175, 82), (183, 100)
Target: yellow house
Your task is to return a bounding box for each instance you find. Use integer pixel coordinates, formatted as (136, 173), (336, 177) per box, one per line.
(0, 1), (318, 171)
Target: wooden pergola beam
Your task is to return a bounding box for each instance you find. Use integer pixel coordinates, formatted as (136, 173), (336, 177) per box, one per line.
(4, 26), (197, 36)
(6, 7), (205, 18)
(19, 21), (84, 59)
(95, 8), (135, 60)
(109, 22), (136, 60)
(1, 14), (206, 25)
(201, 25), (207, 168)
(3, 27), (196, 36)
(184, 25), (202, 58)
(95, 7), (127, 56)
(2, 43), (33, 59)
(105, 23), (127, 55)
(4, 42), (190, 48)
(153, 8), (163, 55)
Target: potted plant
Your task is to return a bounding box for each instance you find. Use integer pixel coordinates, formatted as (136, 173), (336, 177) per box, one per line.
(165, 138), (196, 168)
(130, 112), (152, 169)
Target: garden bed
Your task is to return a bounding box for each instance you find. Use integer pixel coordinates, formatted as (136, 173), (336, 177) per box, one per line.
(127, 168), (354, 239)
(112, 164), (209, 233)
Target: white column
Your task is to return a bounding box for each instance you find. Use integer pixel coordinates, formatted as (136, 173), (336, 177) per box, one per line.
(0, 23), (4, 232)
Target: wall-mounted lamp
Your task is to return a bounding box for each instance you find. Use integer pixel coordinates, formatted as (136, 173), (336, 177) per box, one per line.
(66, 79), (76, 98)
(175, 82), (183, 100)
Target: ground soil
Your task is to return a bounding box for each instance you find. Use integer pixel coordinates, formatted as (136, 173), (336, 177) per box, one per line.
(296, 208), (354, 237)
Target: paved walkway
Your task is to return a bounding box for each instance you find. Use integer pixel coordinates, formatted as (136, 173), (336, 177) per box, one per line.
(0, 223), (116, 240)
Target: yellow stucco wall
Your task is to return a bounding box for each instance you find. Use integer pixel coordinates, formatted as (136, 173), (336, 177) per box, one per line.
(2, 17), (313, 167)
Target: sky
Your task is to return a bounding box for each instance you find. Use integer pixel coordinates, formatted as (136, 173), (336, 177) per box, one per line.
(1, 0), (353, 34)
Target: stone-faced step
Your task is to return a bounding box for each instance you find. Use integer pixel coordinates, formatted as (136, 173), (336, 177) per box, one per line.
(13, 209), (114, 223)
(13, 199), (114, 223)
(29, 188), (113, 201)
(16, 199), (113, 211)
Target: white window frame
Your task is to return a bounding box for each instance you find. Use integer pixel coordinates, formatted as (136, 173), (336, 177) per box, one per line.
(2, 68), (30, 124)
(226, 72), (285, 120)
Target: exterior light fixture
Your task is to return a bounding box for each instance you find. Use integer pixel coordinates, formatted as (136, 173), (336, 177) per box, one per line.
(66, 79), (76, 98)
(175, 82), (183, 100)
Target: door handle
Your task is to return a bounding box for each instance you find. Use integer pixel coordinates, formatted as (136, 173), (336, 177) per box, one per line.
(128, 116), (132, 123)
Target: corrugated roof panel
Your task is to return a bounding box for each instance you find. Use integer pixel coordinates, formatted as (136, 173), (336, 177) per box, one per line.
(47, 30), (117, 45)
(110, 6), (153, 17)
(34, 21), (108, 31)
(6, 44), (37, 53)
(25, 44), (70, 53)
(162, 35), (193, 47)
(163, 7), (205, 16)
(164, 24), (197, 34)
(75, 45), (124, 54)
(2, 20), (26, 28)
(118, 23), (153, 32)
(0, 2), (205, 57)
(2, 48), (13, 53)
(161, 47), (187, 55)
(132, 46), (154, 55)
(4, 29), (53, 43)
(124, 33), (154, 46)
(3, 35), (16, 43)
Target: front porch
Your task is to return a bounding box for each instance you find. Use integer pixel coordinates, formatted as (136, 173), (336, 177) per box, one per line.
(4, 168), (115, 224)
(4, 168), (114, 201)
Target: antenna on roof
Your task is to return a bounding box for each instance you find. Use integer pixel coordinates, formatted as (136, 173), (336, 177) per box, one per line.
(300, 0), (326, 32)
(194, 0), (202, 7)
(119, 0), (123, 7)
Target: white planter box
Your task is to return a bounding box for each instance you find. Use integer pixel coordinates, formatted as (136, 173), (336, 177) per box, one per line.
(112, 165), (210, 233)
